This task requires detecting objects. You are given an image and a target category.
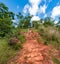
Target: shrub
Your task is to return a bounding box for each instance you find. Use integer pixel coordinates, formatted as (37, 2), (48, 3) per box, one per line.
(12, 43), (22, 50)
(9, 37), (19, 45)
(17, 35), (26, 44)
(53, 57), (60, 64)
(38, 26), (60, 50)
(8, 37), (23, 50)
(0, 18), (13, 37)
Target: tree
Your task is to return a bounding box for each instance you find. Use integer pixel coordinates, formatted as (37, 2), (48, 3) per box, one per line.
(0, 2), (8, 12)
(43, 17), (54, 26)
(0, 18), (13, 37)
(40, 19), (43, 23)
(16, 12), (23, 19)
(8, 12), (15, 19)
(56, 17), (60, 30)
(17, 13), (32, 28)
(0, 3), (15, 37)
(57, 17), (60, 25)
(16, 12), (24, 28)
(23, 14), (32, 28)
(0, 2), (15, 19)
(32, 21), (40, 29)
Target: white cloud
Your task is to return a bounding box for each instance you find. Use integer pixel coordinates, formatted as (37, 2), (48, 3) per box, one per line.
(54, 20), (58, 24)
(29, 5), (39, 15)
(23, 4), (30, 14)
(23, 0), (42, 15)
(29, 0), (41, 21)
(29, 0), (41, 5)
(51, 5), (60, 19)
(23, 0), (47, 21)
(31, 16), (40, 21)
(39, 4), (47, 14)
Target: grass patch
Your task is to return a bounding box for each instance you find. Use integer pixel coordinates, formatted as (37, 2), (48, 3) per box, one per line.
(53, 57), (60, 64)
(0, 39), (19, 64)
(38, 26), (60, 50)
(17, 35), (26, 44)
(20, 29), (28, 33)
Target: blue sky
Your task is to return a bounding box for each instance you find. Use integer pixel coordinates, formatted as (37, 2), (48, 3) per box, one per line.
(0, 0), (60, 21)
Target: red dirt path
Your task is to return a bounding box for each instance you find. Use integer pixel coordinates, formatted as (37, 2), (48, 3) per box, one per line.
(8, 30), (60, 64)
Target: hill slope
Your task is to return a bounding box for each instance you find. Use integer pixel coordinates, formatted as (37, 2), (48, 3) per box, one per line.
(8, 30), (60, 64)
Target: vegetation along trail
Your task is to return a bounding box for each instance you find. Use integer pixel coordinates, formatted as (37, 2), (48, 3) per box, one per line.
(8, 30), (60, 64)
(0, 2), (60, 64)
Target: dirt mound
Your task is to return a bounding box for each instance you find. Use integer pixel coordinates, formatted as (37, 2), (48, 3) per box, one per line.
(7, 30), (60, 64)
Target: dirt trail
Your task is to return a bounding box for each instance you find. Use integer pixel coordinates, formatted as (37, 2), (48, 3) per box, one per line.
(8, 30), (60, 64)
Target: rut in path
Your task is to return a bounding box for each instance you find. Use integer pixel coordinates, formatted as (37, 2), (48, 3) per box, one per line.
(8, 30), (60, 64)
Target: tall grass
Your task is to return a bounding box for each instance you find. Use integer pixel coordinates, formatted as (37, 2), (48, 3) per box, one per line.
(0, 39), (19, 64)
(38, 26), (60, 50)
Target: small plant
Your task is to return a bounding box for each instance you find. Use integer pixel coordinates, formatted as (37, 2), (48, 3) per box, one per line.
(44, 40), (48, 45)
(12, 43), (22, 50)
(8, 37), (23, 50)
(53, 57), (60, 64)
(9, 37), (19, 45)
(37, 37), (43, 44)
(17, 35), (26, 44)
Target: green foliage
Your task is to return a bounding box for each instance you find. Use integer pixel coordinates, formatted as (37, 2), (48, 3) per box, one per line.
(9, 37), (23, 50)
(9, 37), (19, 45)
(0, 2), (8, 11)
(53, 57), (60, 64)
(43, 17), (54, 27)
(40, 19), (43, 23)
(0, 2), (15, 19)
(0, 39), (19, 64)
(12, 43), (22, 50)
(17, 13), (32, 28)
(0, 18), (13, 37)
(38, 26), (60, 49)
(32, 21), (40, 29)
(0, 2), (15, 38)
(17, 35), (26, 44)
(56, 17), (60, 30)
(0, 2), (60, 64)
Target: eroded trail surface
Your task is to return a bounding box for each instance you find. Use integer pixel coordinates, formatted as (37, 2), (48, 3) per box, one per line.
(8, 30), (60, 64)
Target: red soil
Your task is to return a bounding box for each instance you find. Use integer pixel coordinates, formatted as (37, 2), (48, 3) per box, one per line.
(7, 30), (60, 64)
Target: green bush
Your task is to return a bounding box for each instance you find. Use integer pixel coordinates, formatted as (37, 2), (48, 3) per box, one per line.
(0, 18), (13, 37)
(9, 37), (19, 45)
(12, 43), (22, 50)
(0, 39), (19, 64)
(53, 57), (60, 64)
(8, 36), (23, 50)
(38, 26), (60, 49)
(17, 35), (26, 44)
